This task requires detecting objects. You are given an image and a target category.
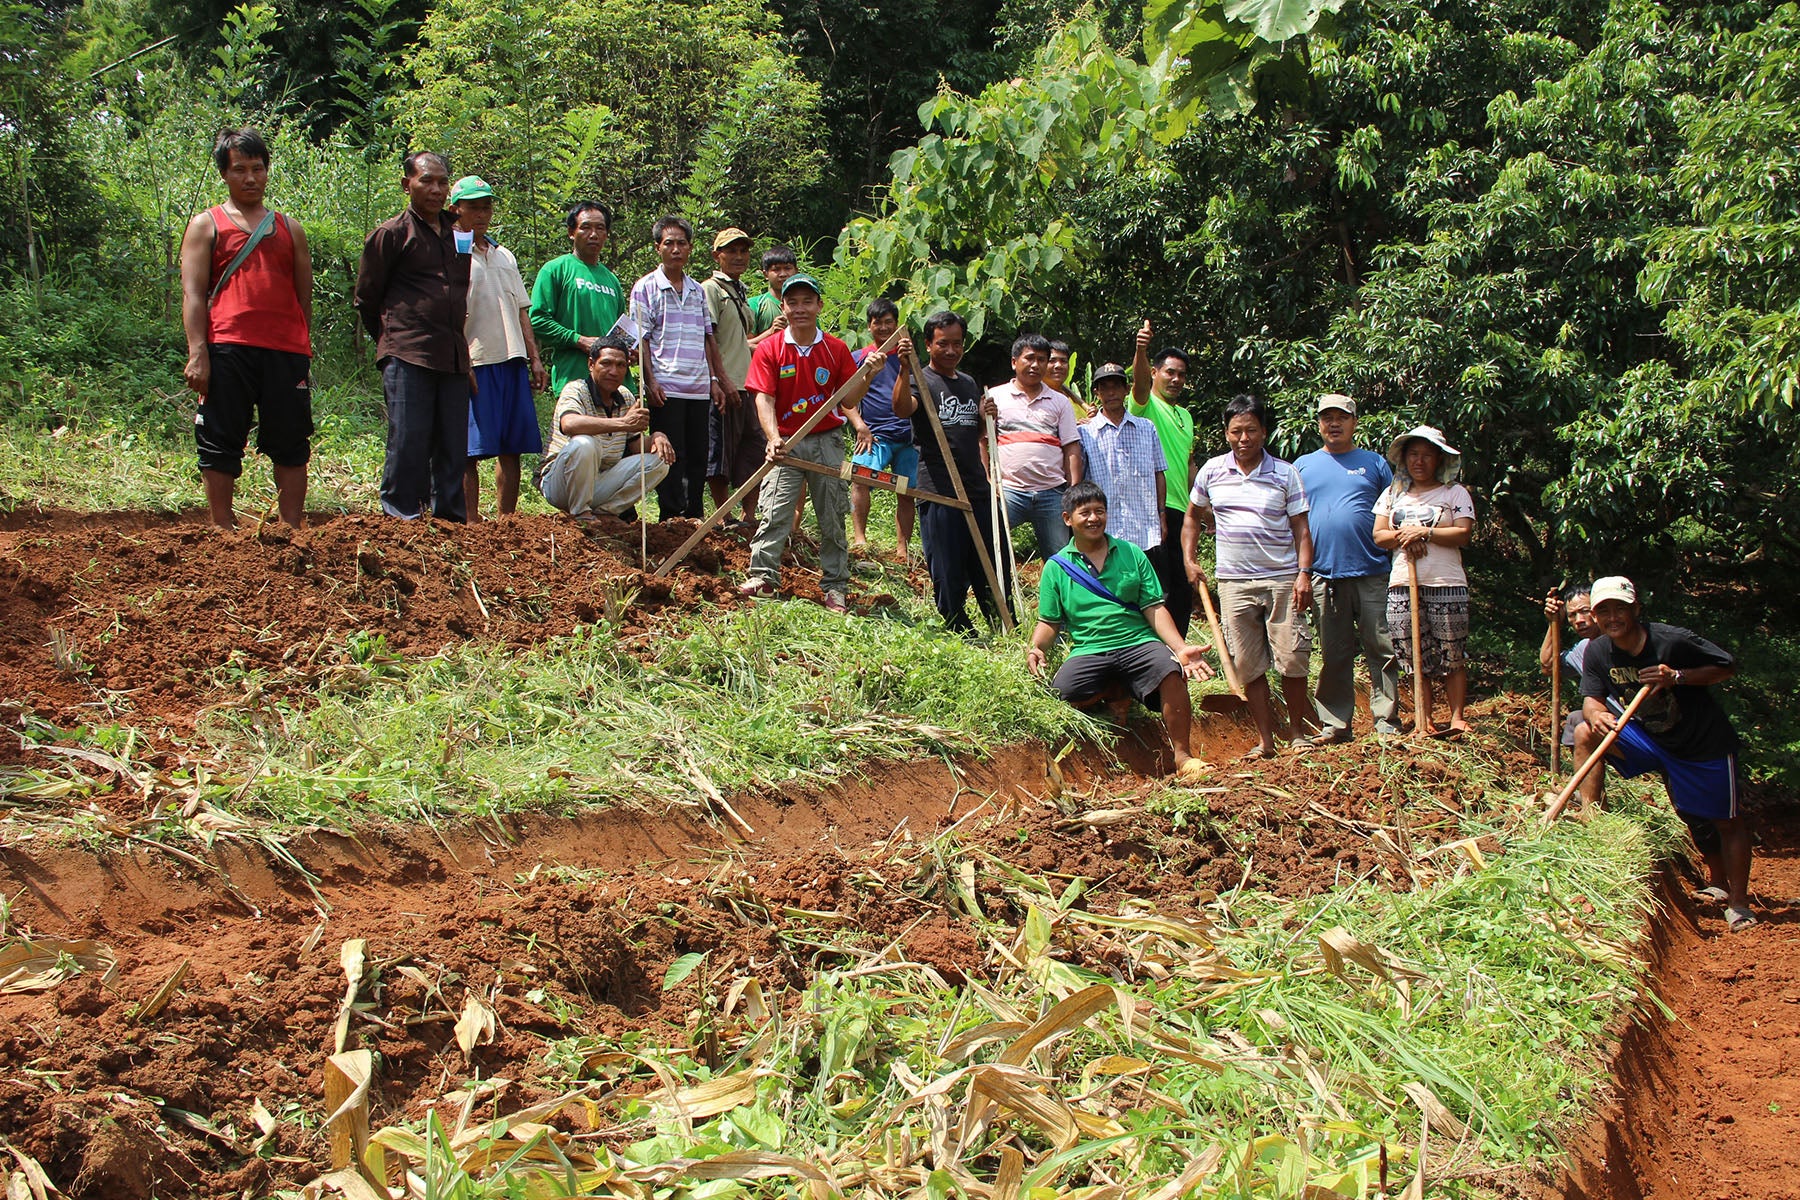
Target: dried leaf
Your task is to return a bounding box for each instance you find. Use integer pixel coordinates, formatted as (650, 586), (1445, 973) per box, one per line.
(997, 983), (1116, 1067)
(645, 1069), (764, 1121)
(455, 990), (497, 1059)
(0, 936), (118, 993)
(332, 939), (367, 1055)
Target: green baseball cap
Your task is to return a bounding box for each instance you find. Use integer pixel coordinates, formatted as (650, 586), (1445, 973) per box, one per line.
(779, 273), (822, 297)
(448, 175), (496, 204)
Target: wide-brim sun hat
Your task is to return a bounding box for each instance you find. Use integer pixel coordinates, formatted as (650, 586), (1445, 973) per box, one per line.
(1386, 424), (1462, 484)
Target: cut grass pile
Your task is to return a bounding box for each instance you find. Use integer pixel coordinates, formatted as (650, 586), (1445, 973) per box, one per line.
(295, 735), (1680, 1200)
(187, 601), (1090, 828)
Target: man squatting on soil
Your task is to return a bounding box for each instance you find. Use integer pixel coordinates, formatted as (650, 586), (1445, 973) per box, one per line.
(1576, 576), (1756, 931)
(1029, 480), (1216, 785)
(180, 128), (314, 530)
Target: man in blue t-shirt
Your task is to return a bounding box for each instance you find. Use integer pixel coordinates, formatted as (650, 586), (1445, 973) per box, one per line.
(1294, 395), (1400, 742)
(849, 299), (919, 560)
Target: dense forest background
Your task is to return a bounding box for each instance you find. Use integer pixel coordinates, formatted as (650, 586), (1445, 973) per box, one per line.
(3, 0), (1798, 583)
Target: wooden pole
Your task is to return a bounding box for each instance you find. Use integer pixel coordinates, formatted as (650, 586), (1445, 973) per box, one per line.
(903, 350), (1014, 633)
(1193, 576), (1246, 700)
(1407, 553), (1429, 735)
(984, 414), (1030, 618)
(652, 327), (902, 578)
(639, 397), (650, 569)
(1542, 684), (1653, 824)
(1549, 615), (1563, 776)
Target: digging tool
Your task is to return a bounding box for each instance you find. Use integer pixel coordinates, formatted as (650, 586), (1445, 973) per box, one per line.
(1406, 552), (1429, 735)
(984, 412), (1030, 619)
(638, 396), (650, 569)
(903, 349), (1013, 632)
(1542, 683), (1653, 824)
(1192, 572), (1246, 701)
(653, 326), (903, 578)
(1549, 609), (1562, 776)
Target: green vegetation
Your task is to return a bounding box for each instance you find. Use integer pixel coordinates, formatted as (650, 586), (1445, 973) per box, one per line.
(304, 736), (1680, 1199)
(191, 601), (1086, 828)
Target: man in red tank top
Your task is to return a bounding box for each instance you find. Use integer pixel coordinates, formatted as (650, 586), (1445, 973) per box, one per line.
(179, 128), (314, 529)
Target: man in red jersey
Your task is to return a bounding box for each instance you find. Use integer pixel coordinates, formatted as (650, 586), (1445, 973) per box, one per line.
(737, 274), (879, 612)
(179, 128), (314, 529)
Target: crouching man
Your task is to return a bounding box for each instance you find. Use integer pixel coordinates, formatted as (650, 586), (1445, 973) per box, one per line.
(537, 335), (675, 520)
(1577, 575), (1755, 932)
(1028, 481), (1216, 783)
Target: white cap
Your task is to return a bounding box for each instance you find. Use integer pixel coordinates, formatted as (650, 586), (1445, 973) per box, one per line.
(1317, 393), (1356, 415)
(1590, 576), (1637, 607)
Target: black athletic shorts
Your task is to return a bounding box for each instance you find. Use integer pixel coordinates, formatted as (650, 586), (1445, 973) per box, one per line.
(1051, 640), (1181, 711)
(195, 343), (313, 476)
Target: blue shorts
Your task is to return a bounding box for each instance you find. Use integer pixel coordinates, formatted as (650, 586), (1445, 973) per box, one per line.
(851, 440), (919, 486)
(1607, 720), (1739, 821)
(467, 360), (544, 459)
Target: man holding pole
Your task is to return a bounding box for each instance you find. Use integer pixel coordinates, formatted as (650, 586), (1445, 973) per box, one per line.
(1575, 576), (1754, 931)
(894, 311), (1007, 633)
(1294, 394), (1401, 742)
(737, 274), (879, 612)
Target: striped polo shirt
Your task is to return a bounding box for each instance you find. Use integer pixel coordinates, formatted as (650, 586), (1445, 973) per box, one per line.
(629, 268), (714, 399)
(1189, 450), (1309, 579)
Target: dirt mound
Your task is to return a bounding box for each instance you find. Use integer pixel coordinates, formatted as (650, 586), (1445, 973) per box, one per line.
(0, 510), (899, 735)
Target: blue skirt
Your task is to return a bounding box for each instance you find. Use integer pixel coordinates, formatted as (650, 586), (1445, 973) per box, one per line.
(468, 360), (544, 458)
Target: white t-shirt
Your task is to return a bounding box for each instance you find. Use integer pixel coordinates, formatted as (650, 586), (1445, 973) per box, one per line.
(464, 241), (532, 367)
(1374, 482), (1475, 588)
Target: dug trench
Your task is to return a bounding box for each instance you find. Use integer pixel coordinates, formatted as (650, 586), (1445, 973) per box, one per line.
(3, 509), (1797, 1196)
(0, 703), (1523, 1199)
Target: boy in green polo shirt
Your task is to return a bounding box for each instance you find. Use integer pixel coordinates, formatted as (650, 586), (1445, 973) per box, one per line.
(1028, 481), (1215, 781)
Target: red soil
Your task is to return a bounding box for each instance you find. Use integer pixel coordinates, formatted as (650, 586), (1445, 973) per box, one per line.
(1545, 790), (1800, 1200)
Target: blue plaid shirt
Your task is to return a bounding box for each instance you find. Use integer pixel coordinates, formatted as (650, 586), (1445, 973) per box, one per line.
(1078, 411), (1168, 550)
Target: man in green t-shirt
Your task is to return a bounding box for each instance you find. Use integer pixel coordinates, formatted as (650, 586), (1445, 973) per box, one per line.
(1129, 320), (1197, 635)
(748, 244), (796, 344)
(529, 201), (626, 399)
(1029, 481), (1215, 782)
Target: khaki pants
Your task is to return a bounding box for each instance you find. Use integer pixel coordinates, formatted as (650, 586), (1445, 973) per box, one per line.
(1218, 576), (1312, 679)
(747, 430), (850, 594)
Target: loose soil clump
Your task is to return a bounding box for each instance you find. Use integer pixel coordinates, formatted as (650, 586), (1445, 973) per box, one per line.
(1, 509), (899, 738)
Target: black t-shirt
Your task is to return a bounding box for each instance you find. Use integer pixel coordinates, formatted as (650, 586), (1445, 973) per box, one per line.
(910, 365), (990, 503)
(1579, 622), (1739, 760)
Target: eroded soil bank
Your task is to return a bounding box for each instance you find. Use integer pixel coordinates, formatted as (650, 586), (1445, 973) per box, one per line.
(1545, 799), (1800, 1200)
(0, 713), (1523, 1199)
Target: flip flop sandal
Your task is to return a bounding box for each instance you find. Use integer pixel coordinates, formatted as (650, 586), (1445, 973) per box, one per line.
(1695, 886), (1730, 903)
(1237, 746), (1275, 763)
(1725, 906), (1758, 933)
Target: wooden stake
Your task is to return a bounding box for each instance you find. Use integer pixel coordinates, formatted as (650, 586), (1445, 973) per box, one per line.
(653, 327), (902, 578)
(1193, 575), (1246, 700)
(984, 414), (1030, 619)
(903, 350), (1014, 633)
(1543, 684), (1653, 824)
(1406, 553), (1428, 735)
(1549, 614), (1562, 776)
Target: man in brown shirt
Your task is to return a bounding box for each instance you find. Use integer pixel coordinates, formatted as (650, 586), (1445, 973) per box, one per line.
(353, 150), (473, 521)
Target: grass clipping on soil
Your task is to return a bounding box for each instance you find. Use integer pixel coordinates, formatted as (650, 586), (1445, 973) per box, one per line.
(182, 602), (1090, 827)
(299, 735), (1676, 1200)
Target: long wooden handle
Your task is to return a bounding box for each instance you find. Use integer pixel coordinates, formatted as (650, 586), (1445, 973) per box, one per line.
(652, 326), (902, 578)
(1549, 617), (1562, 776)
(1407, 553), (1427, 734)
(1194, 578), (1246, 700)
(1542, 684), (1653, 824)
(985, 414), (1029, 618)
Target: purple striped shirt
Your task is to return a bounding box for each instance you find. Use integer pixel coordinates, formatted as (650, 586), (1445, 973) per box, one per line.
(1189, 451), (1309, 579)
(630, 268), (714, 398)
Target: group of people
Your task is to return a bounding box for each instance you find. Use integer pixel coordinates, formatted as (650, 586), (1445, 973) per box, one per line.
(181, 131), (1756, 929)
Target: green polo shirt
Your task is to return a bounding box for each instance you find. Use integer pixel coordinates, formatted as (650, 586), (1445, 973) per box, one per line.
(1038, 535), (1166, 656)
(1128, 391), (1195, 512)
